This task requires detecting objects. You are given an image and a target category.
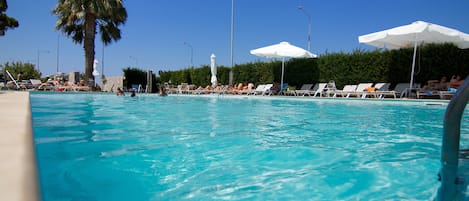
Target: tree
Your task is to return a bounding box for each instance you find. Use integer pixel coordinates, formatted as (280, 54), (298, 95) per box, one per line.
(53, 0), (127, 87)
(0, 0), (19, 36)
(1, 61), (41, 80)
(123, 67), (147, 89)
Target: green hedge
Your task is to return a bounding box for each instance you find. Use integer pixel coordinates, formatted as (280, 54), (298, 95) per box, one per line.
(122, 67), (160, 92)
(156, 43), (469, 90)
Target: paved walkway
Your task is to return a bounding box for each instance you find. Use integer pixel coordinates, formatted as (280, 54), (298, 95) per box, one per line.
(0, 91), (39, 201)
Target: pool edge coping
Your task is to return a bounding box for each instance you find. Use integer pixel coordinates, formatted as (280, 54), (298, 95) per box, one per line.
(0, 91), (40, 201)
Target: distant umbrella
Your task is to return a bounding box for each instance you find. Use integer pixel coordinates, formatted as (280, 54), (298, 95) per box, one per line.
(250, 41), (316, 87)
(210, 54), (217, 87)
(92, 59), (99, 76)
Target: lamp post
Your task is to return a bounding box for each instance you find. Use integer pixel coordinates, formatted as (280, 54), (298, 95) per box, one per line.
(129, 56), (138, 67)
(56, 35), (60, 73)
(101, 44), (104, 77)
(183, 42), (193, 68)
(297, 6), (311, 52)
(229, 0), (234, 86)
(37, 50), (50, 73)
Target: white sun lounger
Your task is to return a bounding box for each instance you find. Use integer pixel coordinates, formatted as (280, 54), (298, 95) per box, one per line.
(348, 83), (373, 98)
(372, 83), (393, 98)
(334, 85), (357, 98)
(302, 83), (326, 97)
(295, 83), (314, 96)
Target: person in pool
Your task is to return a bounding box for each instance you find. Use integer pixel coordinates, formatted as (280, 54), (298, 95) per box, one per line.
(116, 88), (125, 96)
(159, 86), (167, 96)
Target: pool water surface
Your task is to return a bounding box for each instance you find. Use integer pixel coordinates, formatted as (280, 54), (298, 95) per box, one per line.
(30, 93), (469, 200)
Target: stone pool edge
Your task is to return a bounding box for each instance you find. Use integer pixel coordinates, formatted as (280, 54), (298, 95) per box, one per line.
(0, 91), (40, 201)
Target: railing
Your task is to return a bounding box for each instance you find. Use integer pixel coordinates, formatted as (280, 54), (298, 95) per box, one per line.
(436, 76), (469, 200)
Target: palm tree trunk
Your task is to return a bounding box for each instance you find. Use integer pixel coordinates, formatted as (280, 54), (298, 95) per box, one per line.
(84, 13), (96, 88)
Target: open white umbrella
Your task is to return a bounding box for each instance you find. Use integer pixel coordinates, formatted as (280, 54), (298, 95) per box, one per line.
(250, 41), (317, 88)
(358, 20), (469, 89)
(210, 54), (217, 87)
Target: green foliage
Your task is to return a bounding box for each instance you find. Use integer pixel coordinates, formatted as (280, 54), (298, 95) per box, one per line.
(53, 0), (127, 45)
(1, 61), (40, 80)
(0, 0), (19, 36)
(53, 0), (127, 86)
(156, 43), (469, 89)
(122, 67), (159, 92)
(283, 58), (319, 88)
(122, 67), (147, 89)
(190, 66), (210, 86)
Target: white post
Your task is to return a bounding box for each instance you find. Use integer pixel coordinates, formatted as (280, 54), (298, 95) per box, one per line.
(229, 0), (235, 86)
(410, 34), (418, 91)
(280, 57), (285, 88)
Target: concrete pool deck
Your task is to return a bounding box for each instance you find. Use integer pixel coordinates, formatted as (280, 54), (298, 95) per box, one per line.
(0, 91), (39, 201)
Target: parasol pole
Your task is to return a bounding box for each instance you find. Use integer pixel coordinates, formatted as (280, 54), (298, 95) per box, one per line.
(410, 33), (418, 91)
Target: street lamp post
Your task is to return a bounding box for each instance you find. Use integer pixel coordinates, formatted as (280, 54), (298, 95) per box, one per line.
(37, 50), (50, 73)
(101, 44), (104, 77)
(229, 0), (234, 86)
(56, 35), (60, 73)
(129, 56), (138, 67)
(297, 6), (311, 52)
(183, 42), (193, 68)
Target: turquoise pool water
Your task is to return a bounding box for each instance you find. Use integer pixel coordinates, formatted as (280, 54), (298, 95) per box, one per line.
(30, 93), (469, 200)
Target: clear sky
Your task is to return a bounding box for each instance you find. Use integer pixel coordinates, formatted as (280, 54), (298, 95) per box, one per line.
(1, 0), (469, 77)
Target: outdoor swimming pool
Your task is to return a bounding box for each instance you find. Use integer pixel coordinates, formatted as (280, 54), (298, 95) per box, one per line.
(30, 93), (469, 200)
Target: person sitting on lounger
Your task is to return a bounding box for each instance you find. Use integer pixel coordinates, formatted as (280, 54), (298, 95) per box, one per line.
(420, 76), (448, 92)
(205, 85), (213, 91)
(270, 82), (280, 94)
(449, 75), (464, 89)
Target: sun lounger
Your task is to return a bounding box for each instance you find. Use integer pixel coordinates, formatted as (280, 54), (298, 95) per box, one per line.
(309, 83), (327, 97)
(372, 83), (392, 98)
(439, 91), (455, 100)
(376, 83), (404, 99)
(400, 83), (421, 98)
(237, 83), (255, 95)
(295, 83), (314, 96)
(30, 79), (42, 89)
(334, 85), (357, 98)
(262, 84), (274, 95)
(376, 83), (420, 99)
(347, 83), (374, 98)
(417, 90), (441, 99)
(300, 83), (323, 97)
(248, 84), (265, 95)
(417, 89), (456, 100)
(274, 83), (289, 95)
(250, 84), (273, 95)
(324, 81), (337, 97)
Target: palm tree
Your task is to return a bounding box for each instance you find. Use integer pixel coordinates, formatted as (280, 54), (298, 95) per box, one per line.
(0, 0), (19, 36)
(53, 0), (127, 87)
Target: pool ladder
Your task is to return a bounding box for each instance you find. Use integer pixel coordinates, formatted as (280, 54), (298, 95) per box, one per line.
(436, 76), (469, 201)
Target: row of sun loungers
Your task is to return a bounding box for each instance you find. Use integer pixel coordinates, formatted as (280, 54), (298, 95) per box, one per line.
(170, 82), (455, 100)
(1, 79), (91, 92)
(293, 82), (454, 99)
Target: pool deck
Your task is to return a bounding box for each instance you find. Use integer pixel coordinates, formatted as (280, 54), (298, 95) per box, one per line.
(0, 91), (39, 201)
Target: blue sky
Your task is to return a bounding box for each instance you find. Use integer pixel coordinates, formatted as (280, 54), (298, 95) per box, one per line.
(1, 0), (469, 77)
